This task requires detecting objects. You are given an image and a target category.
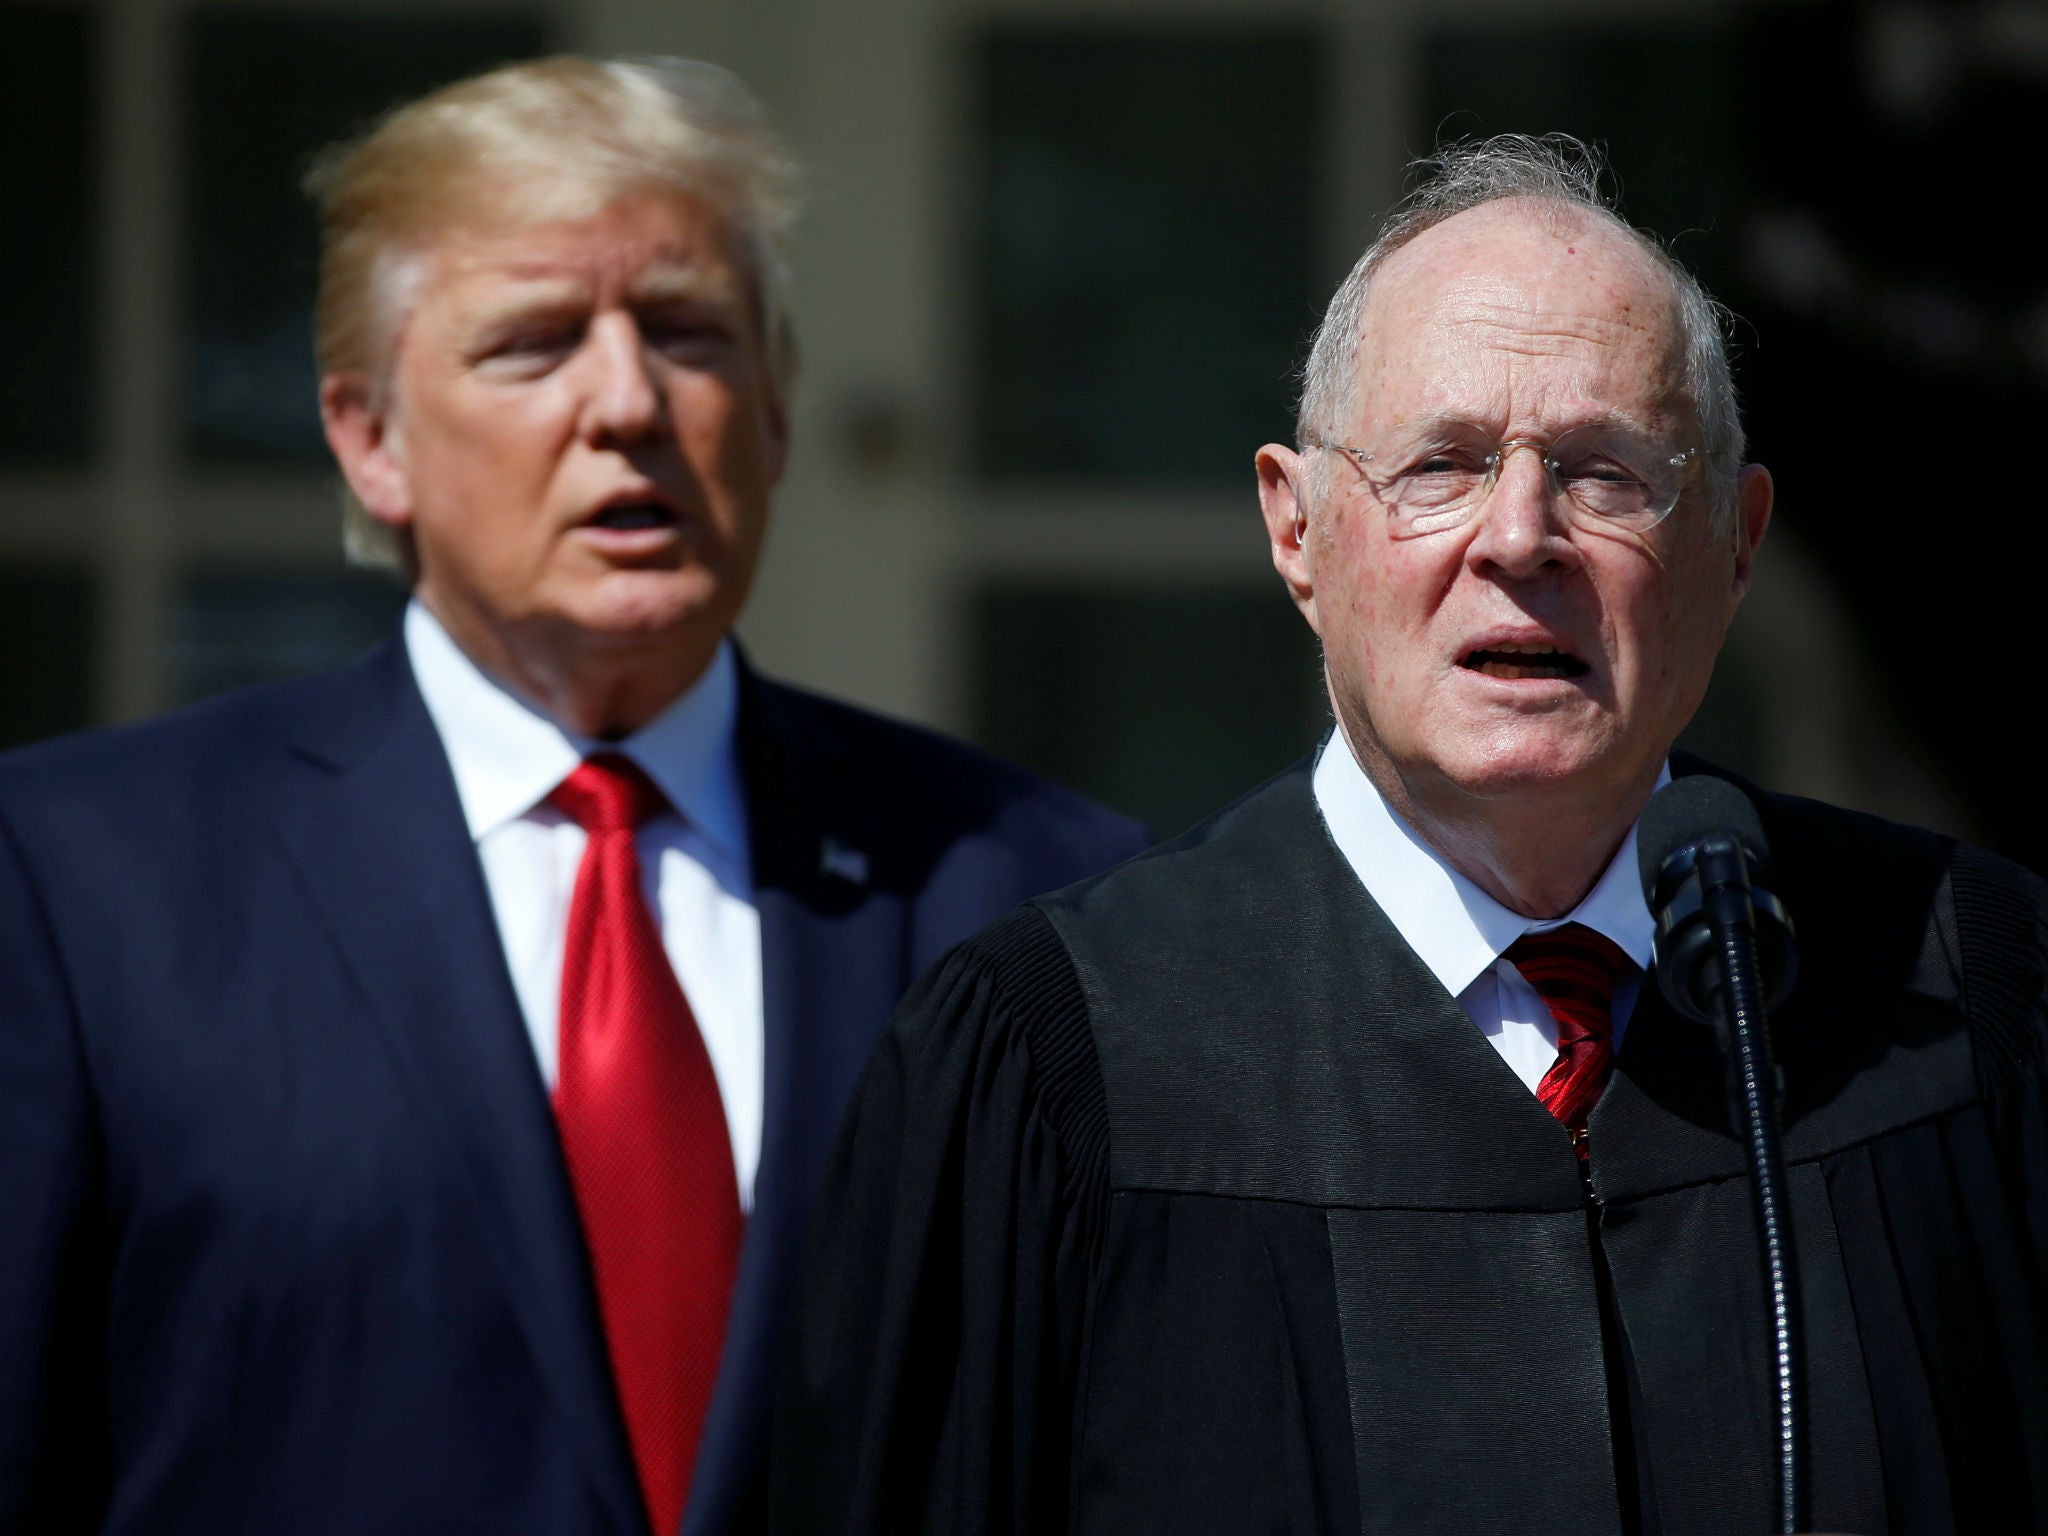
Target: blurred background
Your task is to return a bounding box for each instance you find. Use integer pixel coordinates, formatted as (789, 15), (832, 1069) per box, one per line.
(0, 0), (2032, 858)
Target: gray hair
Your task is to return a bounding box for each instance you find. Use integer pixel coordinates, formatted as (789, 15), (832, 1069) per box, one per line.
(1295, 134), (1743, 519)
(305, 55), (802, 570)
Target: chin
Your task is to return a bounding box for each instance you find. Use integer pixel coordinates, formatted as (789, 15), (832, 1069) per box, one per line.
(570, 571), (741, 647)
(1438, 735), (1621, 804)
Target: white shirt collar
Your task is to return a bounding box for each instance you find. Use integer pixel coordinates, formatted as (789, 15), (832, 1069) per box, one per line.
(404, 600), (748, 855)
(1311, 726), (1661, 996)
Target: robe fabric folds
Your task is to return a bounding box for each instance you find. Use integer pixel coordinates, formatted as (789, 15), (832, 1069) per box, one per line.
(772, 758), (2048, 1536)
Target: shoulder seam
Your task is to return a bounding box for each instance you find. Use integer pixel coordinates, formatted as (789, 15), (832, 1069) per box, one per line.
(965, 905), (1112, 1218)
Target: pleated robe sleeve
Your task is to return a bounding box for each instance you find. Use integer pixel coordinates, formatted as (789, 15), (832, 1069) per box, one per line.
(770, 906), (1104, 1536)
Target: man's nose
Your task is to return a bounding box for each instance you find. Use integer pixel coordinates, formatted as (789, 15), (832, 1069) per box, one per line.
(581, 313), (666, 442)
(1465, 442), (1573, 576)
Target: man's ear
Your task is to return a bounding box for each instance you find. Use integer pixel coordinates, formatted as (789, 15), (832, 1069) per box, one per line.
(1729, 462), (1773, 604)
(320, 372), (413, 530)
(1257, 443), (1320, 633)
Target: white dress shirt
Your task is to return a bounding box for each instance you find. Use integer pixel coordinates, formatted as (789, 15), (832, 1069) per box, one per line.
(1311, 729), (1662, 1095)
(406, 602), (764, 1210)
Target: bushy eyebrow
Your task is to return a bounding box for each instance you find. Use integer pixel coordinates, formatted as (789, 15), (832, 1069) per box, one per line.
(625, 263), (746, 309)
(455, 258), (745, 316)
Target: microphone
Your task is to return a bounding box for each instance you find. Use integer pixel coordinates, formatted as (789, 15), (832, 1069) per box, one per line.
(1637, 776), (1798, 1026)
(1636, 775), (1805, 1535)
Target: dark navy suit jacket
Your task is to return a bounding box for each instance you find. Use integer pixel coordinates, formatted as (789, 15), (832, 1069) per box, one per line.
(0, 637), (1149, 1536)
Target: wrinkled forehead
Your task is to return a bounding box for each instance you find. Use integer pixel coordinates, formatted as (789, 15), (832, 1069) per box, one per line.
(373, 185), (759, 361)
(1354, 200), (1691, 432)
(421, 195), (741, 292)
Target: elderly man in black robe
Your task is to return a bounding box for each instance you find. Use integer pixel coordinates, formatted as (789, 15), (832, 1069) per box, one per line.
(770, 136), (2048, 1536)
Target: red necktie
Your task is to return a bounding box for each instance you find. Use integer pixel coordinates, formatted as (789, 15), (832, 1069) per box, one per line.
(550, 754), (742, 1536)
(1506, 923), (1629, 1159)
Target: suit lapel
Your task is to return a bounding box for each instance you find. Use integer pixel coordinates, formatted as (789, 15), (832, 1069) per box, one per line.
(268, 642), (646, 1536)
(685, 668), (907, 1536)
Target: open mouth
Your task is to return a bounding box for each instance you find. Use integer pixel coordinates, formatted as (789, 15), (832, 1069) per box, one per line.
(1459, 642), (1589, 681)
(584, 500), (677, 533)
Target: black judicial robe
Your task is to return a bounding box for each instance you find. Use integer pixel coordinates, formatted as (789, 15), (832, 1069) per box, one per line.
(773, 758), (2048, 1536)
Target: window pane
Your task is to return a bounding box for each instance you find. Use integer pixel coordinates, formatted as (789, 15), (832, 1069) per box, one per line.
(173, 570), (407, 704)
(0, 4), (96, 464)
(0, 565), (94, 748)
(973, 585), (1325, 837)
(183, 7), (550, 464)
(971, 25), (1327, 486)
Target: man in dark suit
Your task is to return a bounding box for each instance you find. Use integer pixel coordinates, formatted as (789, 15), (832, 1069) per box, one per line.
(774, 137), (2048, 1535)
(0, 56), (1145, 1536)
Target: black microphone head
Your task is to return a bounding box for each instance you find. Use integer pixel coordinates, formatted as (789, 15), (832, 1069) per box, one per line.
(1638, 775), (1797, 1023)
(1637, 775), (1772, 911)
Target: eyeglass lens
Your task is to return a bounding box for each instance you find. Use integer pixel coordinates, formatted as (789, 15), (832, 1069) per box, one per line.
(1356, 424), (1689, 536)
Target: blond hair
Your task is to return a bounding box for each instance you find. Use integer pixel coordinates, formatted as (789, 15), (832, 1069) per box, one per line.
(305, 55), (801, 567)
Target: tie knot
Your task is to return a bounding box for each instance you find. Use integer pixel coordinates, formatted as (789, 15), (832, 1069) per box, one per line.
(1505, 922), (1629, 1043)
(549, 753), (669, 834)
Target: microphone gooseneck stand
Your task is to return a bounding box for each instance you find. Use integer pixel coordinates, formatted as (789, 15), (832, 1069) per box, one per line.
(1640, 781), (1804, 1535)
(1699, 838), (1804, 1536)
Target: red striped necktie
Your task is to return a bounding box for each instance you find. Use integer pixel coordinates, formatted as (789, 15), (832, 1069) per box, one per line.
(550, 753), (742, 1536)
(1506, 923), (1630, 1160)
